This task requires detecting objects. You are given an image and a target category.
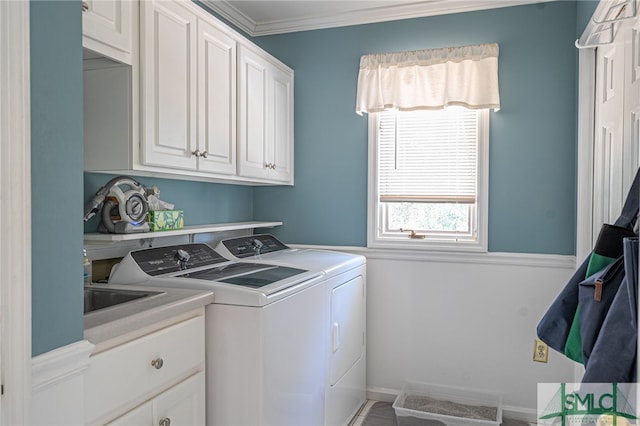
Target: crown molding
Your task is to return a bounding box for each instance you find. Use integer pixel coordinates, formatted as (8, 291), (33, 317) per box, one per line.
(203, 0), (260, 35)
(201, 0), (553, 36)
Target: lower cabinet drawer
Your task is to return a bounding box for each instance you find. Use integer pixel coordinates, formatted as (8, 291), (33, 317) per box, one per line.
(85, 315), (205, 424)
(107, 372), (206, 426)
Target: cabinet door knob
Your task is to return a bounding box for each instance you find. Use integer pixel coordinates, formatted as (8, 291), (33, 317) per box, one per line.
(159, 418), (171, 426)
(191, 150), (201, 157)
(82, 1), (89, 12)
(201, 151), (208, 159)
(151, 358), (164, 369)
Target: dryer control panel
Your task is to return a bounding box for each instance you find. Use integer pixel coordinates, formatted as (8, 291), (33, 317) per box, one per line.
(220, 234), (289, 258)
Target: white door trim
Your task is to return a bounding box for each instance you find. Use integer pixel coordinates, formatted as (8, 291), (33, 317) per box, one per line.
(576, 47), (596, 262)
(0, 1), (32, 424)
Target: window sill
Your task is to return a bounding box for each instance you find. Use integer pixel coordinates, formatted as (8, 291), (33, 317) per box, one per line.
(367, 239), (487, 253)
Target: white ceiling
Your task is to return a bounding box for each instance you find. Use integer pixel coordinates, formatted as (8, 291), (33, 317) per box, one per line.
(201, 0), (553, 36)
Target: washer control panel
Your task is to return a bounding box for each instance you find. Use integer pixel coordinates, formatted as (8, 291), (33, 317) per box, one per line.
(130, 243), (227, 276)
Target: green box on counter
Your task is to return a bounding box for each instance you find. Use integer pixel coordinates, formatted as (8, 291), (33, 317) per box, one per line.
(147, 210), (185, 231)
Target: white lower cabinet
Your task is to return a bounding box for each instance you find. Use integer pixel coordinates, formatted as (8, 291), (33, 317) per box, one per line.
(85, 314), (206, 425)
(108, 372), (205, 426)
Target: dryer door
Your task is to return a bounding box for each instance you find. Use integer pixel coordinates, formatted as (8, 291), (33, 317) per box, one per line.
(329, 275), (365, 385)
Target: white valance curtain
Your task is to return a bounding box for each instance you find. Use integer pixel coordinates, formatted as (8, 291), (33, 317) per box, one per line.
(355, 43), (500, 115)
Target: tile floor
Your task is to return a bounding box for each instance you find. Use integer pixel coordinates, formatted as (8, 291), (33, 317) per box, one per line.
(349, 400), (397, 426)
(349, 400), (377, 426)
(349, 400), (534, 426)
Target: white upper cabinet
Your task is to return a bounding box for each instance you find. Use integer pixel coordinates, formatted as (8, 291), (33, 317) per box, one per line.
(238, 43), (294, 184)
(83, 0), (294, 185)
(197, 18), (237, 175)
(141, 0), (239, 177)
(141, 0), (198, 170)
(270, 62), (295, 183)
(82, 0), (134, 65)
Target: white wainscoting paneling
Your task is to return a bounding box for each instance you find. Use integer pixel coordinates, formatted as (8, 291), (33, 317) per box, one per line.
(31, 340), (94, 426)
(295, 246), (578, 411)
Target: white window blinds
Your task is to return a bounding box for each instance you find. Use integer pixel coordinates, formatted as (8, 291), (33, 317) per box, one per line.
(378, 108), (478, 204)
(356, 43), (500, 115)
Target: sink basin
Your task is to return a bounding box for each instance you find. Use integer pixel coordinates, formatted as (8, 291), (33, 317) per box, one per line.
(84, 287), (162, 314)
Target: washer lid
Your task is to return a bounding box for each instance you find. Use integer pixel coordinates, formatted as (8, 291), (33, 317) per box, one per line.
(177, 263), (308, 288)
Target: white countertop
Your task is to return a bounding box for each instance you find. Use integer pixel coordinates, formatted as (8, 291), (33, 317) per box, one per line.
(84, 283), (213, 352)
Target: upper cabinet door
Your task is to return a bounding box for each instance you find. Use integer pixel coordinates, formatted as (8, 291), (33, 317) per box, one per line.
(269, 63), (294, 183)
(82, 0), (134, 65)
(238, 44), (294, 184)
(238, 45), (270, 181)
(197, 18), (237, 175)
(141, 0), (198, 170)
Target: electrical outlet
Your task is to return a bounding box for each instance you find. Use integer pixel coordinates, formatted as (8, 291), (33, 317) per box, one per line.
(533, 338), (549, 363)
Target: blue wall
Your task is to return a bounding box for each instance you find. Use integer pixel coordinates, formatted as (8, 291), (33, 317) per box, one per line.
(577, 0), (599, 35)
(30, 1), (254, 356)
(30, 0), (85, 356)
(83, 174), (254, 232)
(251, 2), (579, 255)
(31, 1), (582, 355)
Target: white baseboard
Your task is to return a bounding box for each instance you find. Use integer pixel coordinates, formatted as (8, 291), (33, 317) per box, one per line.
(366, 386), (398, 403)
(502, 405), (539, 423)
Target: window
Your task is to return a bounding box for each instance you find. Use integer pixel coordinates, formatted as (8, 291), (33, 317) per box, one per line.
(368, 107), (489, 251)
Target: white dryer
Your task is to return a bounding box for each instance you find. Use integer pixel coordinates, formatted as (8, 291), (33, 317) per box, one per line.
(217, 234), (367, 426)
(109, 243), (329, 426)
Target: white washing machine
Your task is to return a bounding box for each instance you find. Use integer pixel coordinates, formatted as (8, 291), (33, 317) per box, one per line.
(216, 234), (367, 426)
(108, 242), (330, 426)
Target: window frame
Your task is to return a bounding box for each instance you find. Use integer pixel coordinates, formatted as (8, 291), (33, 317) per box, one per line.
(367, 108), (490, 252)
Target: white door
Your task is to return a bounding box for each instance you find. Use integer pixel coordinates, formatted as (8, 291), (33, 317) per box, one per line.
(623, 15), (640, 187)
(593, 33), (625, 236)
(591, 14), (640, 242)
(141, 0), (197, 170)
(197, 18), (237, 175)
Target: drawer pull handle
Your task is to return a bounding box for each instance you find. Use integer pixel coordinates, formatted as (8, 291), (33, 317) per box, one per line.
(159, 418), (171, 426)
(151, 358), (164, 369)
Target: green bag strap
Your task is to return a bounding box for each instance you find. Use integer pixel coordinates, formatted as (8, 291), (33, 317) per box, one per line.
(564, 308), (583, 363)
